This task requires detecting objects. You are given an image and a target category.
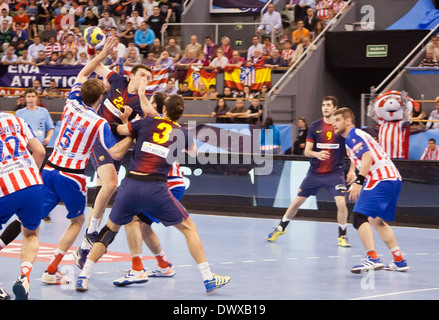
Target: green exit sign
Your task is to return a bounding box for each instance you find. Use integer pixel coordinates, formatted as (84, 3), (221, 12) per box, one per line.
(366, 44), (388, 57)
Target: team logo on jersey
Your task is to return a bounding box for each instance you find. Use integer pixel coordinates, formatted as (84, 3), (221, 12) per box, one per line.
(352, 142), (364, 154)
(99, 155), (105, 161)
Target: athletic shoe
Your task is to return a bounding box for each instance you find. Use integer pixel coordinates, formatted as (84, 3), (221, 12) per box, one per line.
(113, 269), (149, 286)
(42, 270), (71, 285)
(146, 264), (176, 277)
(84, 229), (99, 247)
(12, 276), (29, 300)
(72, 247), (90, 270)
(204, 273), (231, 293)
(75, 276), (88, 291)
(0, 287), (11, 300)
(338, 235), (352, 247)
(350, 256), (385, 274)
(384, 259), (409, 272)
(266, 226), (286, 242)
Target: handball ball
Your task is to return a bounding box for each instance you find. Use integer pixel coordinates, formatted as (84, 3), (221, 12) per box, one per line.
(84, 26), (104, 46)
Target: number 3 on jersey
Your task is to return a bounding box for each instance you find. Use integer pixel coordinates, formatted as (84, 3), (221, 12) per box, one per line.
(153, 122), (173, 144)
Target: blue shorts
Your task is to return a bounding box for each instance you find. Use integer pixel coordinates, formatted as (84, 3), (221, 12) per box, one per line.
(110, 176), (189, 227)
(90, 139), (121, 172)
(298, 169), (347, 198)
(138, 186), (185, 225)
(0, 185), (45, 231)
(353, 179), (401, 222)
(41, 168), (87, 219)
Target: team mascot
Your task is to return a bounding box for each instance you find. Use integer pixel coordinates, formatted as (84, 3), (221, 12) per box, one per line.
(367, 86), (413, 159)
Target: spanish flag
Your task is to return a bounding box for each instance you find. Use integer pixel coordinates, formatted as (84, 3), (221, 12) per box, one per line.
(224, 67), (271, 91)
(185, 67), (216, 92)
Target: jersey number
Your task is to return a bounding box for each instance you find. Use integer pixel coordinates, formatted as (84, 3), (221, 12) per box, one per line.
(0, 136), (26, 161)
(153, 122), (173, 144)
(112, 96), (124, 109)
(326, 131), (332, 140)
(60, 128), (74, 148)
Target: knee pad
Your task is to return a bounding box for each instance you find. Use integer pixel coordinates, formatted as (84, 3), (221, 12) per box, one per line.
(352, 212), (369, 230)
(96, 225), (118, 247)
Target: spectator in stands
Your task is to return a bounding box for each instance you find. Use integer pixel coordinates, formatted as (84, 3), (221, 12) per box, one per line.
(264, 48), (287, 68)
(427, 96), (439, 130)
(193, 82), (207, 99)
(105, 49), (124, 74)
(124, 48), (142, 67)
(420, 138), (439, 160)
(316, 0), (333, 20)
(203, 35), (217, 61)
(0, 19), (12, 52)
(293, 117), (308, 154)
(143, 51), (156, 68)
(323, 9), (336, 26)
(28, 35), (44, 60)
(144, 0), (159, 19)
(37, 0), (52, 25)
(218, 86), (234, 99)
(165, 37), (181, 62)
(227, 50), (246, 68)
(293, 0), (316, 22)
(311, 20), (325, 42)
(99, 10), (117, 35)
(247, 48), (265, 67)
(98, 0), (111, 17)
(247, 97), (263, 124)
(193, 51), (210, 67)
(33, 50), (48, 66)
(70, 0), (83, 22)
(178, 81), (193, 97)
(84, 0), (99, 17)
(75, 51), (88, 65)
(62, 34), (78, 57)
(205, 84), (218, 100)
(149, 37), (164, 59)
(259, 117), (282, 154)
(158, 0), (173, 23)
(53, 7), (71, 32)
(44, 35), (62, 57)
(17, 48), (33, 64)
(126, 0), (144, 18)
(292, 20), (310, 45)
(257, 3), (282, 37)
(40, 22), (57, 44)
(11, 22), (28, 45)
(281, 39), (294, 64)
(303, 7), (318, 32)
(219, 36), (233, 60)
(48, 51), (61, 65)
(1, 46), (17, 64)
(247, 34), (263, 61)
(15, 88), (54, 146)
(290, 36), (316, 65)
(84, 9), (99, 26)
(32, 79), (44, 95)
(119, 21), (135, 46)
(210, 47), (228, 70)
(418, 51), (439, 68)
(134, 21), (155, 56)
(254, 84), (269, 99)
(156, 50), (174, 71)
(175, 49), (196, 68)
(211, 97), (230, 123)
(262, 36), (277, 58)
(183, 34), (202, 58)
(227, 98), (248, 123)
(57, 25), (73, 45)
(239, 85), (254, 99)
(61, 50), (76, 65)
(411, 101), (427, 131)
(75, 37), (87, 59)
(0, 0), (8, 15)
(332, 0), (346, 14)
(15, 94), (26, 110)
(158, 78), (178, 94)
(12, 5), (30, 31)
(42, 79), (61, 98)
(147, 6), (166, 39)
(0, 8), (11, 29)
(426, 35), (439, 60)
(127, 9), (144, 30)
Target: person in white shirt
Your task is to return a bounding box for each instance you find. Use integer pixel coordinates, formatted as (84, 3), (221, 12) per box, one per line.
(257, 3), (282, 36)
(27, 35), (45, 60)
(427, 97), (439, 130)
(247, 35), (264, 61)
(0, 8), (11, 28)
(209, 47), (228, 69)
(127, 10), (144, 30)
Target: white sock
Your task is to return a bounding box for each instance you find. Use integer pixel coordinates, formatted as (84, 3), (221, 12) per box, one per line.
(339, 224), (347, 230)
(88, 217), (100, 234)
(197, 262), (213, 281)
(281, 216), (291, 223)
(79, 260), (96, 279)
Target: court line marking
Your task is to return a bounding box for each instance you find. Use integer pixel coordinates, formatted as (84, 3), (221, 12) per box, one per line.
(349, 287), (439, 300)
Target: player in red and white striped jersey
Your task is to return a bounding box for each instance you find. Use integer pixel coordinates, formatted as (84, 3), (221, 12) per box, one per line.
(420, 138), (439, 160)
(39, 37), (135, 285)
(0, 112), (46, 300)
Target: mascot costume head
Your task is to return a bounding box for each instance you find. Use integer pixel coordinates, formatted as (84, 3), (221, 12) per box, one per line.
(367, 87), (412, 159)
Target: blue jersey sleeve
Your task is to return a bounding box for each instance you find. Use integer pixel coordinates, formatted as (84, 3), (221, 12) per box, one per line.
(68, 83), (82, 102)
(347, 129), (370, 158)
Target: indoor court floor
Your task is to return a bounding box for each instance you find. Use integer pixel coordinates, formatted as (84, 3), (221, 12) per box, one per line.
(1, 205), (439, 301)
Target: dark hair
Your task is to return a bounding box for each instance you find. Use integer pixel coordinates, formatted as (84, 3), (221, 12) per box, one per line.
(152, 91), (167, 114)
(263, 117), (274, 130)
(164, 94), (185, 121)
(81, 78), (106, 106)
(298, 117), (308, 128)
(131, 64), (151, 75)
(24, 88), (36, 97)
(322, 95), (338, 107)
(429, 138), (436, 143)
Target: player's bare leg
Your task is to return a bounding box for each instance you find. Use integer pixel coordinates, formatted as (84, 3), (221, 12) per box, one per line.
(334, 195), (351, 247)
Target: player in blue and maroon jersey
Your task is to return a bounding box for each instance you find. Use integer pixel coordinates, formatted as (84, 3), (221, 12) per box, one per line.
(267, 96), (351, 247)
(76, 94), (231, 294)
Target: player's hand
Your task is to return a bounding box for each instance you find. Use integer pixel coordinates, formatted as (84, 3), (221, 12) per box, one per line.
(346, 171), (356, 185)
(119, 105), (132, 124)
(138, 76), (149, 94)
(347, 183), (362, 202)
(316, 150), (330, 161)
(101, 36), (117, 55)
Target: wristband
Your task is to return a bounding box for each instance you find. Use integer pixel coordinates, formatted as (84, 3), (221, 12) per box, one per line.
(87, 45), (96, 56)
(355, 174), (365, 186)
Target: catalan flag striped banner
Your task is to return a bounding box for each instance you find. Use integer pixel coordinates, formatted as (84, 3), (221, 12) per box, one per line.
(146, 66), (170, 92)
(224, 67), (271, 91)
(185, 67), (216, 92)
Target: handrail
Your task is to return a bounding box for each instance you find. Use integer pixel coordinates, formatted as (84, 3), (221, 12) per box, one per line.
(264, 0), (352, 119)
(374, 22), (439, 93)
(160, 22), (275, 47)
